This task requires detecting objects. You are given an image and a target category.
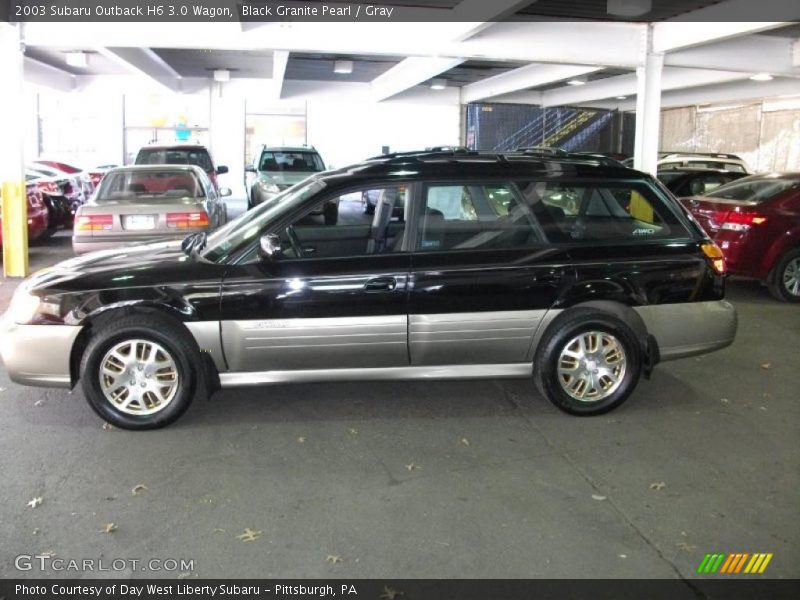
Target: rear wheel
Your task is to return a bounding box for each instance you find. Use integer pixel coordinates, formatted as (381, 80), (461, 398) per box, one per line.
(534, 309), (642, 415)
(768, 249), (800, 303)
(80, 314), (199, 429)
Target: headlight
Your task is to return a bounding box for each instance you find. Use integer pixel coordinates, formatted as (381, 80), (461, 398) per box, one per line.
(7, 286), (62, 325)
(258, 181), (280, 194)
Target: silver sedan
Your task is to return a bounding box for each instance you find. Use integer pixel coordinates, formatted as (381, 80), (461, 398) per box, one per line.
(72, 165), (230, 255)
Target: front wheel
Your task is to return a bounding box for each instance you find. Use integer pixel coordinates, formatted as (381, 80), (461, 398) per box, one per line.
(768, 249), (800, 303)
(534, 309), (642, 416)
(80, 315), (199, 429)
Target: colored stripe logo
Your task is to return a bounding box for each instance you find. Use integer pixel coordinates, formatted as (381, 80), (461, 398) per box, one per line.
(696, 553), (773, 574)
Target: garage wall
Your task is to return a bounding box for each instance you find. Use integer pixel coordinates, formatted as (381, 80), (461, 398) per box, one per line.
(660, 99), (800, 172)
(27, 78), (460, 184)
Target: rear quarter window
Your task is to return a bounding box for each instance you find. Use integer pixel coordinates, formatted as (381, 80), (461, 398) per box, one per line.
(518, 180), (692, 244)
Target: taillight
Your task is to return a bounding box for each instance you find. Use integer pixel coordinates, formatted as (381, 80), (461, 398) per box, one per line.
(714, 210), (767, 232)
(701, 242), (726, 275)
(76, 214), (113, 231)
(36, 181), (60, 195)
(166, 211), (209, 228)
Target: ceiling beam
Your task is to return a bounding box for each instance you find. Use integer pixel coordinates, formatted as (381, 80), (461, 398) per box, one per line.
(652, 0), (798, 52)
(369, 0), (534, 101)
(590, 77), (800, 111)
(498, 67), (749, 106)
(461, 64), (600, 104)
(23, 57), (75, 92)
(96, 47), (181, 92)
(271, 50), (289, 100)
(371, 57), (465, 102)
(665, 35), (800, 77)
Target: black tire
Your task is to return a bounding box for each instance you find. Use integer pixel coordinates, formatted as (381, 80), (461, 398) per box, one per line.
(80, 314), (200, 430)
(534, 308), (642, 416)
(323, 202), (339, 226)
(767, 248), (800, 303)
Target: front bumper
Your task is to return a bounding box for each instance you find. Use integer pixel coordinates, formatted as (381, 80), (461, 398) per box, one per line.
(634, 300), (737, 361)
(0, 319), (83, 387)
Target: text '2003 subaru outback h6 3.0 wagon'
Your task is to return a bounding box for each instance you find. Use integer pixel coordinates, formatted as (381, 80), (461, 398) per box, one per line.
(1, 150), (737, 429)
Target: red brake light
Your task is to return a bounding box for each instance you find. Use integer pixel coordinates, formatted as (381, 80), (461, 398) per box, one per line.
(714, 210), (767, 231)
(166, 211), (209, 229)
(76, 214), (114, 231)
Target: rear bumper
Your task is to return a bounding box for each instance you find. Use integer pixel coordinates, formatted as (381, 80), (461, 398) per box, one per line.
(72, 234), (191, 255)
(634, 300), (737, 361)
(0, 319), (82, 388)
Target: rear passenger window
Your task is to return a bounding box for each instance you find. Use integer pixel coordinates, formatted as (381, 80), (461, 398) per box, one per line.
(419, 184), (541, 252)
(519, 181), (690, 243)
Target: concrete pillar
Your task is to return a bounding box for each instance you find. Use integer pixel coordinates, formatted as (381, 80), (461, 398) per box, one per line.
(0, 23), (28, 277)
(633, 27), (664, 176)
(208, 81), (246, 198)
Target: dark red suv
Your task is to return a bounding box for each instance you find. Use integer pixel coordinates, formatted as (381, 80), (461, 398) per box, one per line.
(680, 173), (800, 302)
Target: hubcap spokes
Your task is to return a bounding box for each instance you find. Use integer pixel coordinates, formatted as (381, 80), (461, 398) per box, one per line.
(783, 258), (800, 297)
(557, 331), (627, 402)
(99, 339), (179, 416)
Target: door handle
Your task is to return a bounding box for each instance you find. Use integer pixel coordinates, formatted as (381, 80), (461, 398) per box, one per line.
(364, 277), (397, 292)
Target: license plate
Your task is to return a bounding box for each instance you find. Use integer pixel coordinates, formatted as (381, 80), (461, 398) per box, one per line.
(123, 215), (156, 230)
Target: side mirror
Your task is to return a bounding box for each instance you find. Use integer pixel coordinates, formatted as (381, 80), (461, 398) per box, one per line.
(258, 233), (282, 260)
(245, 165), (256, 173)
(219, 187), (232, 197)
(216, 165), (229, 175)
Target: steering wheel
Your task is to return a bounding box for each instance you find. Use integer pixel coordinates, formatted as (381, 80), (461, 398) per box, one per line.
(286, 225), (303, 258)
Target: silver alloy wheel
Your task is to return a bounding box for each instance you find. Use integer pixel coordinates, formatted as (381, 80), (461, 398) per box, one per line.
(557, 331), (627, 402)
(783, 257), (800, 297)
(98, 339), (179, 416)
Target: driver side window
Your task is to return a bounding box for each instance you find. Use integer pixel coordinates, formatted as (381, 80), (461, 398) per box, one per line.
(277, 185), (408, 260)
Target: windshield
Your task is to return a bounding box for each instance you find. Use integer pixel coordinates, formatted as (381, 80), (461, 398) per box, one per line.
(258, 151), (324, 173)
(97, 169), (205, 201)
(707, 176), (799, 203)
(201, 178), (326, 263)
(136, 148), (213, 172)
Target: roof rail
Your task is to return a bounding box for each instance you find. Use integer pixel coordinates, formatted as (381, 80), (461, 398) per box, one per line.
(659, 151), (743, 160)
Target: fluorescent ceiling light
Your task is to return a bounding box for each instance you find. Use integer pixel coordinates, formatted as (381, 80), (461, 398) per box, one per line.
(65, 52), (88, 68)
(334, 60), (353, 74)
(749, 73), (773, 81)
(607, 0), (652, 17)
(567, 77), (588, 86)
(616, 96), (627, 100)
(431, 78), (447, 90)
(213, 69), (231, 82)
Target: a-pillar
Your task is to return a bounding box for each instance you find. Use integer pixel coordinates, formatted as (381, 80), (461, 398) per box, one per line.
(0, 23), (28, 277)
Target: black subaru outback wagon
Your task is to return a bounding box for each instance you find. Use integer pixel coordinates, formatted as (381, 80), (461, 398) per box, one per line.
(1, 151), (736, 429)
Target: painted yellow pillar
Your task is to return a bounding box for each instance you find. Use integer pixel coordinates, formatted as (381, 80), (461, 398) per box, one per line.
(0, 23), (28, 277)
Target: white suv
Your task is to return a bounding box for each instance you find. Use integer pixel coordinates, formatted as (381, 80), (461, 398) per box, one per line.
(657, 153), (750, 174)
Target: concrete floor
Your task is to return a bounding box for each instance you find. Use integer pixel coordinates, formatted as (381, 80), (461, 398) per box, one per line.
(0, 199), (797, 580)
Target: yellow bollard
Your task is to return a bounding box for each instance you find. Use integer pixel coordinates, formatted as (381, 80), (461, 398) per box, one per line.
(1, 180), (29, 277)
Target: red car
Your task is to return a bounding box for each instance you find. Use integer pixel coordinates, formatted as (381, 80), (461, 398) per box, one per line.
(680, 173), (800, 302)
(0, 183), (49, 246)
